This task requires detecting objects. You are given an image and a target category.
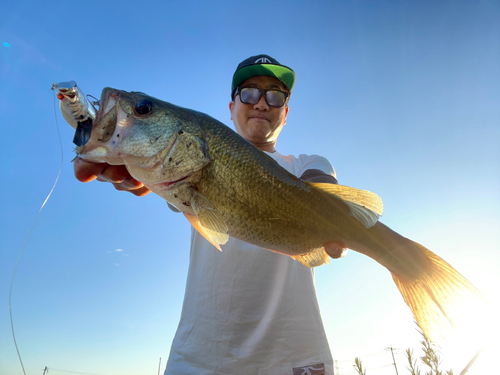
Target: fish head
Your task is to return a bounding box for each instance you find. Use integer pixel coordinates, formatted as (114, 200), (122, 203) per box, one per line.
(75, 88), (210, 185)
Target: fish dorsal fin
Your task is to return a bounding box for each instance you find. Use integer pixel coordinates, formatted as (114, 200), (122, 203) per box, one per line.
(310, 183), (384, 229)
(189, 192), (229, 249)
(291, 247), (330, 268)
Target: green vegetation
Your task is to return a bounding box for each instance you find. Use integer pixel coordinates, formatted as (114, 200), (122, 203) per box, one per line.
(350, 324), (459, 375)
(412, 325), (454, 375)
(353, 357), (367, 375)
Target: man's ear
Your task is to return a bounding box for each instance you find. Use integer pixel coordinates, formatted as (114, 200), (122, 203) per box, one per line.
(229, 101), (234, 121)
(283, 104), (289, 125)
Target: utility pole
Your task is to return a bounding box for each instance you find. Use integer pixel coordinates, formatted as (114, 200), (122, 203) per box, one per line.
(42, 366), (48, 375)
(386, 346), (399, 375)
(157, 357), (162, 375)
(460, 347), (484, 375)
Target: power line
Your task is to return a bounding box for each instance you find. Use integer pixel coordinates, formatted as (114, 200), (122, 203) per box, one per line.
(335, 349), (387, 363)
(459, 347), (484, 375)
(341, 363), (394, 374)
(47, 368), (111, 375)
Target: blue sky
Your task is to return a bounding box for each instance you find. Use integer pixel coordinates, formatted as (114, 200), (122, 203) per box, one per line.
(1, 1), (499, 374)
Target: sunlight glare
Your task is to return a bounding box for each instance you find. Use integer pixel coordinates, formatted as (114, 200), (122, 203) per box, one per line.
(441, 293), (498, 374)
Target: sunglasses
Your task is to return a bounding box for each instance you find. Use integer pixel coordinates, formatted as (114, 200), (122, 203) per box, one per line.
(234, 87), (289, 108)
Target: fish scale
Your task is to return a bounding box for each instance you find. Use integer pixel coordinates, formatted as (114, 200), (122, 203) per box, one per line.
(199, 121), (329, 251)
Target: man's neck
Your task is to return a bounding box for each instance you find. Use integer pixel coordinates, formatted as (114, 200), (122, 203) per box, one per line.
(250, 140), (277, 153)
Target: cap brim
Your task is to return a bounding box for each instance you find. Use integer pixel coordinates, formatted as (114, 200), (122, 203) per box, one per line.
(232, 65), (295, 96)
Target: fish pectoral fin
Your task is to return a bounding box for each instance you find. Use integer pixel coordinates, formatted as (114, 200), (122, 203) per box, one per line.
(183, 213), (225, 251)
(190, 192), (229, 250)
(291, 248), (330, 268)
(310, 182), (383, 229)
(346, 201), (381, 229)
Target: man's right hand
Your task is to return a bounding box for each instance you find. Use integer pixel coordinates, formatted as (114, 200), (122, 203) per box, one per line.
(73, 157), (151, 197)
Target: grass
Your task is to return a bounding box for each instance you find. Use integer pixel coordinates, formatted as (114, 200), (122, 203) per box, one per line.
(350, 323), (458, 375)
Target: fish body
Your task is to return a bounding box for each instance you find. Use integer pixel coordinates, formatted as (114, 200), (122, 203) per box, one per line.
(70, 87), (487, 343)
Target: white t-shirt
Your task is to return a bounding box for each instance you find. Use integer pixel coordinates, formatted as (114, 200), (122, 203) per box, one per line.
(165, 152), (336, 375)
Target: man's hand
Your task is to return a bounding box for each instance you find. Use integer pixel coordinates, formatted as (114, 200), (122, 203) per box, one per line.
(300, 169), (338, 184)
(323, 241), (348, 259)
(300, 168), (349, 260)
(73, 157), (151, 197)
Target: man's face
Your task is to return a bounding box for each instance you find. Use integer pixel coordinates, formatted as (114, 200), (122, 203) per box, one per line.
(229, 75), (289, 148)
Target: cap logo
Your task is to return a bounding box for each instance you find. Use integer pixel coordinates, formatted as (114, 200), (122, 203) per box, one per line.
(255, 57), (271, 64)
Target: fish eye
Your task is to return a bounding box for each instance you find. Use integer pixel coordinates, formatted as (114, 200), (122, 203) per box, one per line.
(135, 99), (153, 115)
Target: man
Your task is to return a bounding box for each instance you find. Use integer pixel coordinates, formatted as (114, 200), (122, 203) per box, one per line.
(74, 55), (346, 375)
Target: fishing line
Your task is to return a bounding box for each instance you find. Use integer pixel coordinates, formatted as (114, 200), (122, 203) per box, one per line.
(8, 88), (64, 375)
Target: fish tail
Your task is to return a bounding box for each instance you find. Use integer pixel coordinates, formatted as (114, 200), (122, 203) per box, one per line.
(390, 243), (488, 343)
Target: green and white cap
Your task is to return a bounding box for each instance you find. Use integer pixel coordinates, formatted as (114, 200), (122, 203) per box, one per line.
(231, 54), (295, 99)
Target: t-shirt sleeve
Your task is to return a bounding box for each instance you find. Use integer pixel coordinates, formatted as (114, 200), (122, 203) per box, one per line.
(297, 154), (337, 179)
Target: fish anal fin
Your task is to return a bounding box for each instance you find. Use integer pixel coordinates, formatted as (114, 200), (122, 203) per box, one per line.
(291, 248), (330, 268)
(183, 213), (223, 251)
(310, 182), (383, 228)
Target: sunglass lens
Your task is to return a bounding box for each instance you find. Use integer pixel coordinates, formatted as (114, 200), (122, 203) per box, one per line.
(240, 88), (260, 105)
(266, 91), (286, 107)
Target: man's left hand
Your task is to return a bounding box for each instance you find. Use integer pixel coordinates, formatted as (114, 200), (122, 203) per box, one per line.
(324, 241), (348, 259)
(301, 169), (348, 259)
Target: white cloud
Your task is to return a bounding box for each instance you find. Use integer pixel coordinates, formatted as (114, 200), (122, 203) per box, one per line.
(115, 249), (124, 252)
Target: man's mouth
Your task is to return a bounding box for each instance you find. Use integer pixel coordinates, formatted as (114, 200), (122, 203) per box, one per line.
(248, 115), (271, 121)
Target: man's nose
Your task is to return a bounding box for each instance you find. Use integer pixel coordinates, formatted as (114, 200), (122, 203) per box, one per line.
(253, 95), (269, 111)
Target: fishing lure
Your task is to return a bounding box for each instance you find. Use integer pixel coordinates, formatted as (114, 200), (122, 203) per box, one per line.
(51, 81), (98, 146)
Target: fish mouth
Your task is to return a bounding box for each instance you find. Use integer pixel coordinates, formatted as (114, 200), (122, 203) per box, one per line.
(96, 88), (121, 121)
(87, 87), (128, 146)
(91, 88), (179, 178)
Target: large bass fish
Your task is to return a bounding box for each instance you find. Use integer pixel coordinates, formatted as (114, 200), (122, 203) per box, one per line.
(57, 84), (487, 343)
